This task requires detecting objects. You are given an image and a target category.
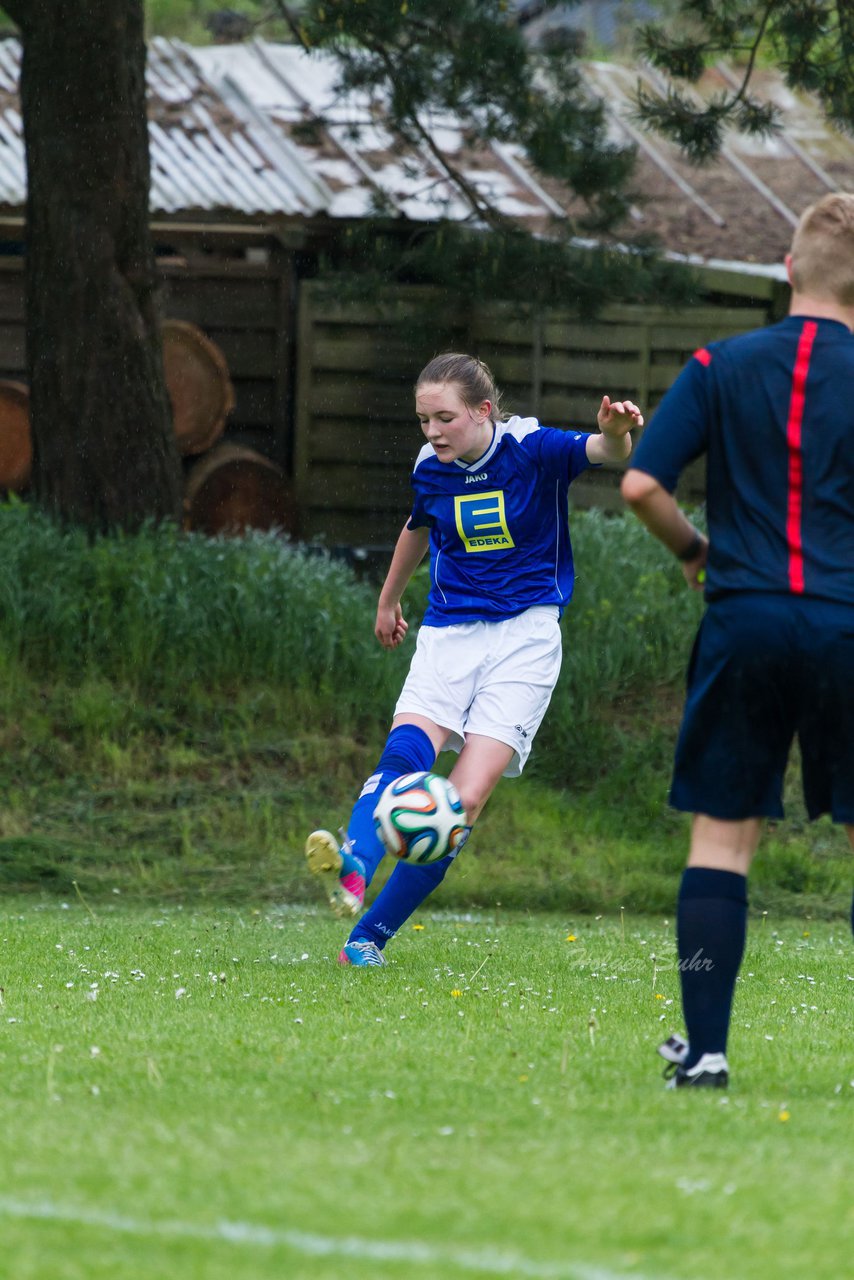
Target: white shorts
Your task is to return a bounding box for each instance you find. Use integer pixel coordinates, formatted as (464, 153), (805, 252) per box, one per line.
(394, 606), (562, 777)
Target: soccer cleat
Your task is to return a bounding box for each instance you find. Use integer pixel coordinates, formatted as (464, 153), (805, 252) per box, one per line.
(658, 1033), (689, 1066)
(305, 829), (366, 918)
(664, 1051), (729, 1089)
(338, 939), (386, 967)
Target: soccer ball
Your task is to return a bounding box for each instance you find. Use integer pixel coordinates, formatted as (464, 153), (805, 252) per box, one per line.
(373, 771), (467, 864)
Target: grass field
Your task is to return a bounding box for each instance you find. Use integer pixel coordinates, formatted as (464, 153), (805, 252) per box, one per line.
(1, 898), (851, 1280)
(1, 504), (850, 1276)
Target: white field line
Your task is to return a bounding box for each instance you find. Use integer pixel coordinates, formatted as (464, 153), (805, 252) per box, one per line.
(0, 1195), (669, 1280)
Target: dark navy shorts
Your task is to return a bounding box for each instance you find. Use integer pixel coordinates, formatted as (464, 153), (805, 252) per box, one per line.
(670, 593), (854, 823)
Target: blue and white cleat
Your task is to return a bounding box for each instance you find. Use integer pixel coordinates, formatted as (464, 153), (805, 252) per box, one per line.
(305, 829), (366, 919)
(338, 939), (385, 967)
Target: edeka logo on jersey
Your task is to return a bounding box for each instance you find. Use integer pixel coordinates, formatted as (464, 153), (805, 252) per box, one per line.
(454, 490), (515, 553)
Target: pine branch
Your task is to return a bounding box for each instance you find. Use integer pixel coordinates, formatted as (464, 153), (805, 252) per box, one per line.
(633, 0), (852, 159)
(267, 0), (312, 51)
(1, 0), (30, 31)
(725, 0), (776, 108)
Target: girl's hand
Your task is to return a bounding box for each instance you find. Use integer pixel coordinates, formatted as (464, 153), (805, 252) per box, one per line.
(375, 602), (408, 649)
(598, 396), (644, 436)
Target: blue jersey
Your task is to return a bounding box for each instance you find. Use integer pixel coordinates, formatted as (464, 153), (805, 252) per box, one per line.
(631, 315), (854, 605)
(407, 415), (593, 625)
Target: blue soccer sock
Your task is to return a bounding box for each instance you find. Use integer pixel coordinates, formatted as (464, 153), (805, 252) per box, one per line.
(344, 723), (436, 886)
(348, 828), (471, 950)
(677, 867), (748, 1069)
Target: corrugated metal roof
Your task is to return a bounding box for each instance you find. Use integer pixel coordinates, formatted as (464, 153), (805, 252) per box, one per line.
(0, 36), (332, 217)
(191, 39), (562, 227)
(190, 41), (854, 264)
(0, 34), (559, 228)
(0, 34), (851, 267)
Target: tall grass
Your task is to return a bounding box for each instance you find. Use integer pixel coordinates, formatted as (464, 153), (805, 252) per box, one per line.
(0, 502), (406, 723)
(0, 501), (701, 765)
(1, 503), (848, 911)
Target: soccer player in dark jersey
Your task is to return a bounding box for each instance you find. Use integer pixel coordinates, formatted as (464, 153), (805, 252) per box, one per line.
(306, 353), (643, 965)
(621, 192), (854, 1088)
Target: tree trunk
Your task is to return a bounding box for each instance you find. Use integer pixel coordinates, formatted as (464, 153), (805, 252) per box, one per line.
(5, 0), (181, 531)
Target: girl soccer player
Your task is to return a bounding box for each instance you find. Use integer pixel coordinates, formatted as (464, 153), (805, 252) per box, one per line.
(306, 352), (642, 965)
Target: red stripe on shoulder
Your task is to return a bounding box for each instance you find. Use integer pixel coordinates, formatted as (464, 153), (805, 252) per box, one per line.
(693, 347), (712, 366)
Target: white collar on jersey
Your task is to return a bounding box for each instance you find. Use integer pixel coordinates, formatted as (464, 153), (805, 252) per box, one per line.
(454, 421), (499, 472)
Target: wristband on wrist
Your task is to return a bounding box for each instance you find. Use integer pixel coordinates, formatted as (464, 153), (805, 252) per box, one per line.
(676, 531), (703, 562)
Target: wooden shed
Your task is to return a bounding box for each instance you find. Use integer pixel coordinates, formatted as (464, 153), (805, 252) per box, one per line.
(0, 37), (852, 545)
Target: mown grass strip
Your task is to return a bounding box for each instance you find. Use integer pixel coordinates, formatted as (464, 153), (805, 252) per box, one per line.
(0, 502), (848, 912)
(0, 901), (850, 1280)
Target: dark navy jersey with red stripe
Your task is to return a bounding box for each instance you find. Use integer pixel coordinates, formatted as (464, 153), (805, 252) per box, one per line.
(630, 315), (854, 604)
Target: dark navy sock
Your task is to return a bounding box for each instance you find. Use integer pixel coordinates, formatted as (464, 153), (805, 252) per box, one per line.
(677, 867), (748, 1068)
(344, 724), (436, 886)
(348, 829), (471, 949)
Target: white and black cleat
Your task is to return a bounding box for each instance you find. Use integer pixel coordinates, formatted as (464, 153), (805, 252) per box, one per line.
(664, 1051), (729, 1089)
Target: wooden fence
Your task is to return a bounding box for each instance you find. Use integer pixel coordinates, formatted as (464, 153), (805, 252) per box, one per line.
(0, 247), (786, 547)
(294, 279), (778, 545)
